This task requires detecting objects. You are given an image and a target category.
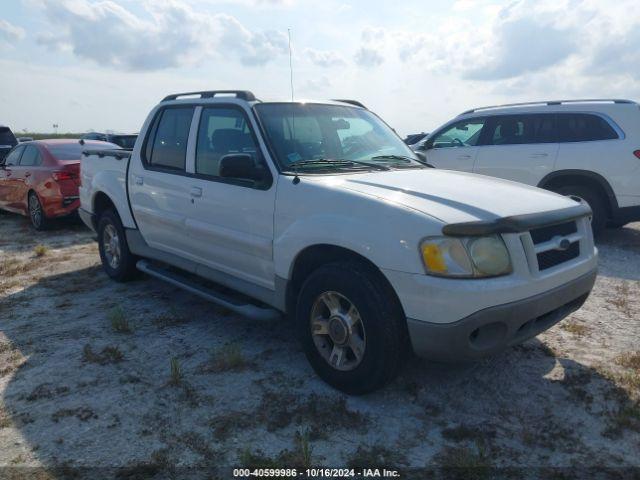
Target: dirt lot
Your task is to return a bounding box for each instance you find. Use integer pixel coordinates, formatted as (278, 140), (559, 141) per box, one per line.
(0, 212), (639, 478)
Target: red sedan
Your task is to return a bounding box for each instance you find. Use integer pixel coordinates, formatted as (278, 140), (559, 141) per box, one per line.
(0, 139), (118, 229)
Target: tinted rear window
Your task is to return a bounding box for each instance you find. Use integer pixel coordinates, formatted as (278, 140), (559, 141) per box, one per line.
(111, 135), (137, 149)
(48, 142), (119, 160)
(557, 113), (618, 142)
(484, 114), (556, 145)
(0, 127), (17, 147)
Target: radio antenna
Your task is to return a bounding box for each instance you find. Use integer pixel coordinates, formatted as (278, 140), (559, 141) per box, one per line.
(288, 28), (294, 102)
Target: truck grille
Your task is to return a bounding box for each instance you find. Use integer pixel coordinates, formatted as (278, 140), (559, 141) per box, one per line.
(530, 221), (577, 244)
(529, 220), (581, 271)
(536, 242), (580, 270)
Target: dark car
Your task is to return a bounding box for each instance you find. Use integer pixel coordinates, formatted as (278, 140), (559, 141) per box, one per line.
(0, 126), (18, 161)
(403, 132), (429, 146)
(81, 132), (137, 149)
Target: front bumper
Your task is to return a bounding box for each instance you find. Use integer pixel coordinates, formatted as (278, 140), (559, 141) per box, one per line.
(406, 268), (597, 362)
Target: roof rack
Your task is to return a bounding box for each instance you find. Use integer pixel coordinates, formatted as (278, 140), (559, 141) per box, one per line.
(333, 99), (367, 109)
(162, 90), (257, 102)
(460, 99), (636, 115)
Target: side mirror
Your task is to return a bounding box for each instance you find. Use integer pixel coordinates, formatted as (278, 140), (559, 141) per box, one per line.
(415, 151), (427, 162)
(219, 154), (264, 182)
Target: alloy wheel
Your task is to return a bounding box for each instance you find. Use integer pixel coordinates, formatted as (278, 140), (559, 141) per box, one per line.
(103, 224), (121, 269)
(310, 291), (366, 371)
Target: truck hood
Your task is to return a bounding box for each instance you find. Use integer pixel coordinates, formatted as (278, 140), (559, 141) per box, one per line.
(317, 169), (580, 225)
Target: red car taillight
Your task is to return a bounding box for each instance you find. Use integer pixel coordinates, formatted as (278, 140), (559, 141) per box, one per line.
(634, 150), (640, 160)
(52, 171), (76, 181)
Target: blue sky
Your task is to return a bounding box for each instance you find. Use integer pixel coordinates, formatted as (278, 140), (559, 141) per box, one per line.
(1, 0), (638, 135)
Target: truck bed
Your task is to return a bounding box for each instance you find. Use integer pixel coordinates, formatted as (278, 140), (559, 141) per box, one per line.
(79, 148), (136, 229)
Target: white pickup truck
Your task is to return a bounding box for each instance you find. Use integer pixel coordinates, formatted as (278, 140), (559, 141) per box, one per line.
(80, 91), (598, 394)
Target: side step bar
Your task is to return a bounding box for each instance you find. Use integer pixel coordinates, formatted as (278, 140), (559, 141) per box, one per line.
(136, 260), (281, 321)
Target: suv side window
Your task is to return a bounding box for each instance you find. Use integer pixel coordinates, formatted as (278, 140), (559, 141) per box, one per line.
(19, 146), (42, 166)
(3, 146), (24, 166)
(429, 119), (485, 148)
(483, 114), (556, 145)
(557, 113), (618, 142)
(195, 107), (268, 185)
(145, 107), (195, 171)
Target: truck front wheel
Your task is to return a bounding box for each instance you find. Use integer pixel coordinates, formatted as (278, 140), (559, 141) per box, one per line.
(296, 262), (405, 394)
(97, 209), (138, 282)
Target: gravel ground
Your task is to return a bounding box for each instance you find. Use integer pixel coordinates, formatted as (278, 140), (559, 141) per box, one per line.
(0, 212), (639, 478)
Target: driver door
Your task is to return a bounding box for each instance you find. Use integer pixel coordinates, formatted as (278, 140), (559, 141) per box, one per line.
(422, 118), (486, 172)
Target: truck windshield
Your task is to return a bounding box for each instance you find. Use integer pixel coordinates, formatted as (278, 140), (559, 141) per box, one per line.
(254, 103), (424, 172)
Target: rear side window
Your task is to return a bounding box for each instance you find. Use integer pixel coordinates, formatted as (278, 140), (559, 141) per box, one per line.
(19, 146), (42, 166)
(557, 113), (618, 142)
(145, 107), (194, 171)
(3, 146), (24, 166)
(484, 114), (556, 145)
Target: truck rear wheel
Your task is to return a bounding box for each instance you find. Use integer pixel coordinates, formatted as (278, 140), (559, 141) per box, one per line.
(296, 262), (405, 394)
(97, 209), (138, 282)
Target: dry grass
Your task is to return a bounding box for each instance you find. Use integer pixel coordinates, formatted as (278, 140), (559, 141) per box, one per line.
(82, 344), (124, 365)
(169, 357), (182, 386)
(33, 244), (49, 257)
(0, 258), (30, 277)
(199, 344), (247, 373)
(610, 282), (632, 317)
(561, 321), (590, 337)
(108, 306), (132, 333)
(615, 351), (640, 372)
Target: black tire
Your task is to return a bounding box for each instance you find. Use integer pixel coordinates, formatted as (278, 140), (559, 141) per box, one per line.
(97, 209), (138, 282)
(28, 191), (49, 231)
(296, 262), (406, 395)
(553, 185), (607, 235)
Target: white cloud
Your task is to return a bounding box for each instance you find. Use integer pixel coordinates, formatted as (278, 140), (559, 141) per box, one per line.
(305, 48), (345, 67)
(35, 0), (289, 71)
(0, 20), (26, 44)
(354, 27), (386, 68)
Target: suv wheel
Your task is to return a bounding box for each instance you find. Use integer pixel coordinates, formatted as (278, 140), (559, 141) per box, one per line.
(553, 185), (607, 235)
(97, 209), (138, 281)
(296, 262), (405, 394)
(28, 192), (48, 230)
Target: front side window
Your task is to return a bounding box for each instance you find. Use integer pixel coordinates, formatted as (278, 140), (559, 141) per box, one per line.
(254, 103), (423, 172)
(557, 113), (618, 142)
(19, 146), (42, 166)
(145, 107), (194, 171)
(484, 114), (556, 145)
(3, 146), (24, 166)
(195, 107), (263, 179)
(430, 119), (485, 148)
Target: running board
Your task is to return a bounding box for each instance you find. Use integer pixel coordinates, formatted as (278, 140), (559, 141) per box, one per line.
(136, 260), (281, 321)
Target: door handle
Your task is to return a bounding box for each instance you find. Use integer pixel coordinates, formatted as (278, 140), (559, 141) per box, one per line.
(530, 153), (549, 158)
(457, 154), (472, 159)
(190, 187), (202, 198)
(134, 175), (143, 185)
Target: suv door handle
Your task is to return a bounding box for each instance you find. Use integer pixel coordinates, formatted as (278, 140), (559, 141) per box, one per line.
(190, 187), (202, 198)
(457, 154), (472, 159)
(530, 153), (549, 158)
(134, 175), (143, 185)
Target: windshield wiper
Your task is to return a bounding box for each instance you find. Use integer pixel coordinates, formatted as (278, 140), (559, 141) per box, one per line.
(370, 154), (431, 168)
(285, 158), (389, 172)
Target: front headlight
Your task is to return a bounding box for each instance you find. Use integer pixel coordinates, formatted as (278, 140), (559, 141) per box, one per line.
(420, 234), (512, 278)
